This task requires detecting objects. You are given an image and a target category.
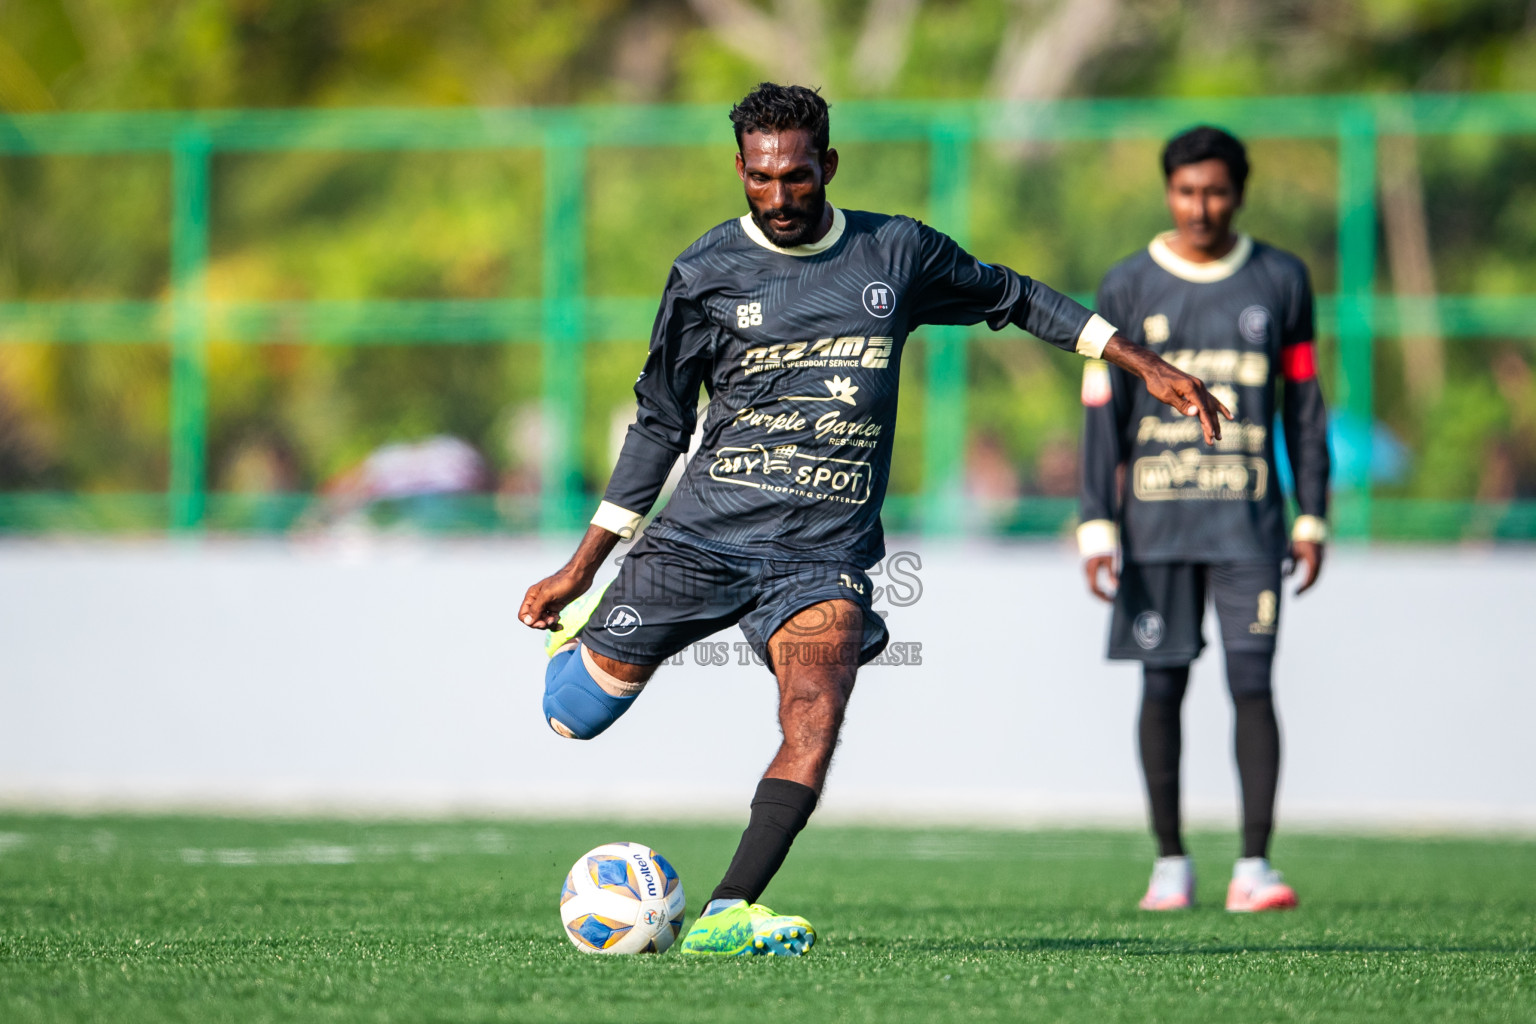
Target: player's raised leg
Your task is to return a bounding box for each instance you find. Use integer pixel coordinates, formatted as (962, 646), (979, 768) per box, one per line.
(540, 582), (643, 739)
(543, 636), (654, 740)
(524, 524), (657, 741)
(681, 598), (863, 956)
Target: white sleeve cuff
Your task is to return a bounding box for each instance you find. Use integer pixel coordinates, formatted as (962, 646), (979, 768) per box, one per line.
(591, 500), (643, 540)
(1292, 515), (1329, 543)
(1076, 518), (1119, 558)
(1075, 314), (1118, 359)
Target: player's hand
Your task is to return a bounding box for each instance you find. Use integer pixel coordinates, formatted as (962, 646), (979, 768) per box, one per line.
(520, 569), (590, 631)
(1142, 363), (1232, 445)
(1084, 554), (1118, 602)
(1100, 335), (1232, 445)
(1287, 540), (1324, 596)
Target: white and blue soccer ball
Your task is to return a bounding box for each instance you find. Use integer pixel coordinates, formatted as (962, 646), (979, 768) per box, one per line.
(559, 842), (686, 954)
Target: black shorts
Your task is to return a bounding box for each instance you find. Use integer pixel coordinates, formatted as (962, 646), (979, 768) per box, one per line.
(1109, 560), (1282, 665)
(578, 531), (890, 669)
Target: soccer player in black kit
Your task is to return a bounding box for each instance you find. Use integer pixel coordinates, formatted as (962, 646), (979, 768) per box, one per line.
(1077, 126), (1330, 912)
(521, 83), (1229, 955)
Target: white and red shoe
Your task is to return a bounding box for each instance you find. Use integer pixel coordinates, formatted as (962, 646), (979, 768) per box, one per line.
(1226, 858), (1298, 912)
(1139, 855), (1195, 910)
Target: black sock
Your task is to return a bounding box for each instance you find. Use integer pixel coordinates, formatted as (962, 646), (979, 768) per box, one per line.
(710, 778), (819, 905)
(1139, 664), (1190, 858)
(1227, 651), (1280, 860)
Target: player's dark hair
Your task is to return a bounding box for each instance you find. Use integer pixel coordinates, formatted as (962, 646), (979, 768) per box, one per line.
(730, 82), (831, 158)
(1162, 126), (1249, 193)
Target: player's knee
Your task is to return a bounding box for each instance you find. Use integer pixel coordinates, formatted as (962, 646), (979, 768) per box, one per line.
(1142, 663), (1191, 704)
(1225, 650), (1274, 700)
(543, 679), (633, 740)
(542, 644), (646, 740)
(542, 692), (610, 740)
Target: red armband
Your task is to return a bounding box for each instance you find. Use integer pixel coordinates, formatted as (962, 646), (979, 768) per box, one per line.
(1281, 341), (1317, 382)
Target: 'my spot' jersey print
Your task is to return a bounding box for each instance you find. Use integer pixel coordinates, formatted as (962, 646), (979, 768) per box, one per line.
(599, 206), (1109, 567)
(1078, 233), (1331, 563)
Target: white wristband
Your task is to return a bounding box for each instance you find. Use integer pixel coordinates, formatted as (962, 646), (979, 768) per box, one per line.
(591, 500), (642, 540)
(1075, 314), (1118, 359)
(1076, 518), (1119, 558)
(1292, 515), (1329, 543)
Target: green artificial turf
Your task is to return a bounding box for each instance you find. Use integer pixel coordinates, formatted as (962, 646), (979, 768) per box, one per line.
(0, 815), (1531, 1023)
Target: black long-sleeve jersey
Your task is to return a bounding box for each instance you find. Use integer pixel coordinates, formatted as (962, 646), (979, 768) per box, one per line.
(1078, 233), (1331, 564)
(593, 206), (1116, 567)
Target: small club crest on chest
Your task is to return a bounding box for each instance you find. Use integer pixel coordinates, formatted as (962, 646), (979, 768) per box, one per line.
(1239, 305), (1272, 345)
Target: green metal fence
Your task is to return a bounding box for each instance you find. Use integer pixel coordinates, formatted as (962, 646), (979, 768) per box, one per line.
(2, 94), (1535, 539)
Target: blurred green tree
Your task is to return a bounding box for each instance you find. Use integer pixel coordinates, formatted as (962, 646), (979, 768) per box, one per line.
(0, 0), (1533, 528)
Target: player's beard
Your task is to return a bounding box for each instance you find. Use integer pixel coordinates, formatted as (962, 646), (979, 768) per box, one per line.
(749, 184), (827, 248)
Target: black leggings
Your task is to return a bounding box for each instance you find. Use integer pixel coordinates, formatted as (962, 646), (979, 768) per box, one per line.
(1139, 651), (1279, 859)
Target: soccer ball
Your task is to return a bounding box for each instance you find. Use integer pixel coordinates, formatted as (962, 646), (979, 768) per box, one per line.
(559, 842), (686, 954)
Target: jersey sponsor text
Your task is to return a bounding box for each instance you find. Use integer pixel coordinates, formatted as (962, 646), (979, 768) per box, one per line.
(1132, 451), (1269, 502)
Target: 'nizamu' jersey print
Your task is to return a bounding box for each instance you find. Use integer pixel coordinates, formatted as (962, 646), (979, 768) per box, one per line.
(1079, 233), (1331, 563)
(603, 206), (1099, 566)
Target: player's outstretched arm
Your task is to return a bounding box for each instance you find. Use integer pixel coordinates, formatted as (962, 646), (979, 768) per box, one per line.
(519, 524), (622, 631)
(1101, 334), (1232, 444)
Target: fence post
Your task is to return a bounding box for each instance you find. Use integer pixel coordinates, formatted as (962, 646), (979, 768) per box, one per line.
(1336, 104), (1378, 540)
(922, 121), (973, 536)
(170, 131), (211, 532)
(541, 124), (587, 534)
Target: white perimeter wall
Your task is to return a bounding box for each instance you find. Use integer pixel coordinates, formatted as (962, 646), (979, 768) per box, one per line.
(1, 538), (1532, 831)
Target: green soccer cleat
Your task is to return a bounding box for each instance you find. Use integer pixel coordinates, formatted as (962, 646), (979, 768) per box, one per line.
(679, 898), (816, 957)
(544, 581), (611, 657)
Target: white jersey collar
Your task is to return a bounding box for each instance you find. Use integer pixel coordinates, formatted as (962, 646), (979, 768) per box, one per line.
(739, 205), (846, 257)
(1148, 231), (1253, 283)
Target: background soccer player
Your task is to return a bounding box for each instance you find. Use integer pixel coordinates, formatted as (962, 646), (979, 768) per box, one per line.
(522, 83), (1228, 955)
(1077, 126), (1331, 912)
